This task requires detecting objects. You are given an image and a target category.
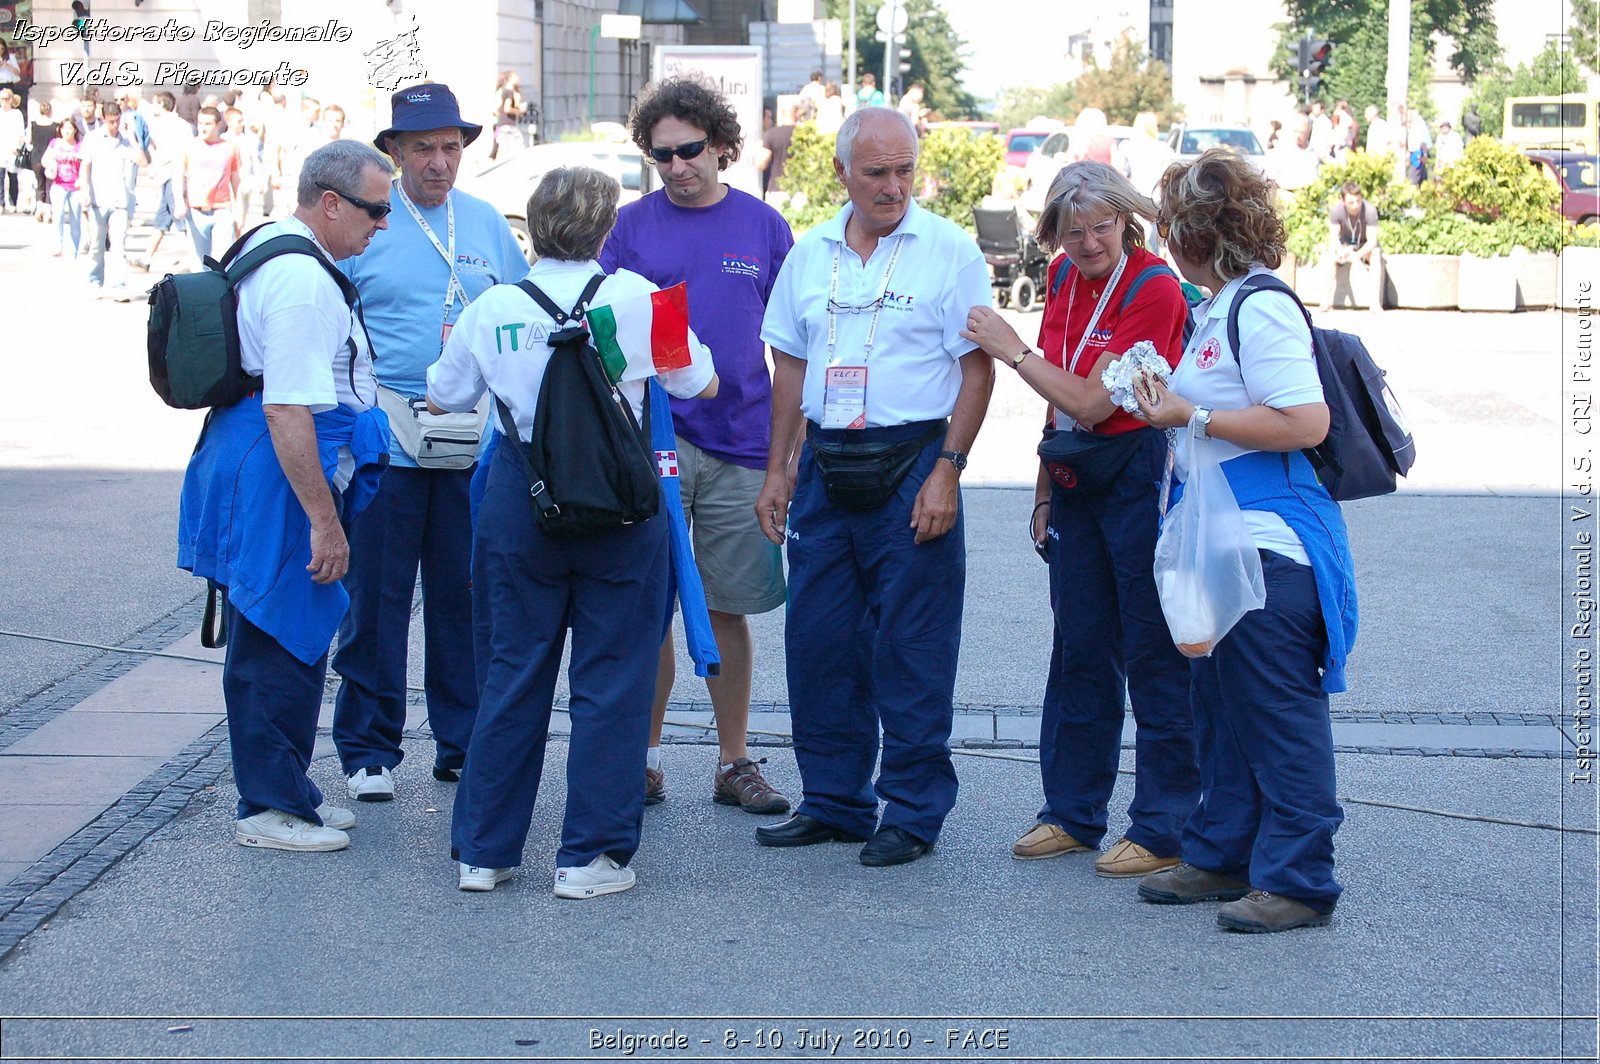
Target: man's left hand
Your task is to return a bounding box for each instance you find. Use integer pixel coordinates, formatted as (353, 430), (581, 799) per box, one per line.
(910, 459), (960, 544)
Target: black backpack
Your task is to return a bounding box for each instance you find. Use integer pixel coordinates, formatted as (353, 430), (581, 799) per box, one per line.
(147, 222), (358, 409)
(498, 275), (660, 537)
(1226, 273), (1416, 501)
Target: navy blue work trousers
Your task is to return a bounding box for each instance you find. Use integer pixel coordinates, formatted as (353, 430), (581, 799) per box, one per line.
(332, 465), (478, 774)
(1038, 428), (1199, 853)
(784, 426), (964, 844)
(450, 441), (669, 871)
(222, 599), (329, 823)
(1181, 549), (1344, 912)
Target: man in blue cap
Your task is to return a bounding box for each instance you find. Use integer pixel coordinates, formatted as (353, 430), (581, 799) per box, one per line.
(331, 82), (526, 802)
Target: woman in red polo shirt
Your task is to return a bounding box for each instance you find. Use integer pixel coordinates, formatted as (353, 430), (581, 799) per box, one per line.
(962, 161), (1198, 878)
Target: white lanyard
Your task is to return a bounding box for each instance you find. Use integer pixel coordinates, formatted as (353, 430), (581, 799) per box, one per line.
(396, 181), (468, 322)
(825, 232), (906, 366)
(1061, 251), (1128, 375)
(1055, 252), (1127, 430)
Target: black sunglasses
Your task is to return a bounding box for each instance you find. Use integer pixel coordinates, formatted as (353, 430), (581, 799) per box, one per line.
(646, 138), (710, 164)
(316, 181), (392, 220)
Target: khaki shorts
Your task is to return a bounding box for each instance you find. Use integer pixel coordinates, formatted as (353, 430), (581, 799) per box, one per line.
(675, 437), (786, 615)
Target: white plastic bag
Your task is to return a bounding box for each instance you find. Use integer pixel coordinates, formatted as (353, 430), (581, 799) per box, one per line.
(1153, 424), (1266, 657)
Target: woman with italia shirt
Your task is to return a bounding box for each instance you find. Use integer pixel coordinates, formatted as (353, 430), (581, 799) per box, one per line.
(962, 161), (1199, 878)
(1131, 149), (1357, 933)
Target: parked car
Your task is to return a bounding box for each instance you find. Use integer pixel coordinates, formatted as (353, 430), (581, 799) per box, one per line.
(1020, 124), (1135, 213)
(456, 141), (646, 260)
(1166, 123), (1267, 170)
(1525, 149), (1600, 225)
(1003, 128), (1055, 170)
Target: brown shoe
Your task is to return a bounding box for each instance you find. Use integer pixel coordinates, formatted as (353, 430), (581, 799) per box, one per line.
(644, 765), (666, 806)
(1138, 862), (1251, 904)
(1094, 837), (1180, 879)
(1011, 822), (1091, 861)
(1217, 890), (1333, 933)
(712, 756), (791, 815)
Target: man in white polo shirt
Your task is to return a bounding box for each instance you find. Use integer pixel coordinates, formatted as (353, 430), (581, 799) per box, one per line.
(754, 107), (994, 868)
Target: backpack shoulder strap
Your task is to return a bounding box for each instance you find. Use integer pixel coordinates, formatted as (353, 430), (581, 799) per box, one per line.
(225, 233), (358, 307)
(573, 273), (606, 317)
(1118, 262), (1180, 311)
(1048, 254), (1073, 299)
(1225, 272), (1309, 356)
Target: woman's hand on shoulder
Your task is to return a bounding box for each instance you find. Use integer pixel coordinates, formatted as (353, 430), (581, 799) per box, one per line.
(959, 306), (1024, 363)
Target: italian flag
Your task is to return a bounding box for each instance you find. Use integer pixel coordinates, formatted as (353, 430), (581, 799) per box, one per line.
(586, 283), (694, 385)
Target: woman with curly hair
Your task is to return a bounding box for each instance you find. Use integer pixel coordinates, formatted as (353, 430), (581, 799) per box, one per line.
(1132, 148), (1358, 933)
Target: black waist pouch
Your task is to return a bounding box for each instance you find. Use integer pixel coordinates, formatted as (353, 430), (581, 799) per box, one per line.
(810, 421), (944, 511)
(1037, 425), (1146, 494)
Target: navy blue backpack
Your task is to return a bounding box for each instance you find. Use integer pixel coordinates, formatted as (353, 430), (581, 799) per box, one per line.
(1226, 274), (1416, 502)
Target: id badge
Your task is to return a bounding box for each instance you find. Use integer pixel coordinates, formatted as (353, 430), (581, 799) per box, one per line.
(822, 365), (868, 429)
(439, 323), (453, 353)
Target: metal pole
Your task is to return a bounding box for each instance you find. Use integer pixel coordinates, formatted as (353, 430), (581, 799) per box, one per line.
(847, 0), (857, 98)
(588, 23), (599, 128)
(882, 0), (896, 103)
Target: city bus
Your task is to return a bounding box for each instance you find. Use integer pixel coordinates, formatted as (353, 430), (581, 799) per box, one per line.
(1502, 94), (1598, 152)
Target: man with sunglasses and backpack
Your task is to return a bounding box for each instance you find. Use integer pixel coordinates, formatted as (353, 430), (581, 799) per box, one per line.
(600, 76), (796, 818)
(330, 83), (526, 805)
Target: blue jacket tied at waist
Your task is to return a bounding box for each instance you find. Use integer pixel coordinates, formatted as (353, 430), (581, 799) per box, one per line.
(177, 396), (391, 666)
(1172, 448), (1358, 693)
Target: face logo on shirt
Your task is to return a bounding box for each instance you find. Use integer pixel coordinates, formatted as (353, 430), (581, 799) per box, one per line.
(456, 253), (493, 273)
(722, 253), (762, 278)
(1087, 327), (1114, 346)
(1196, 337), (1223, 369)
(882, 290), (916, 311)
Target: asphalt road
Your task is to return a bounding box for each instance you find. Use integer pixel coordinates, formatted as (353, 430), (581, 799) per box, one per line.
(0, 203), (1593, 1063)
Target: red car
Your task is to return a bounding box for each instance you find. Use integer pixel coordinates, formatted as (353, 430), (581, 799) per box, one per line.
(1526, 150), (1600, 225)
(1003, 128), (1054, 170)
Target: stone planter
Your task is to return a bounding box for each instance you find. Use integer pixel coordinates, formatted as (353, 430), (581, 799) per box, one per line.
(1457, 253), (1518, 312)
(1294, 256), (1331, 307)
(1273, 251), (1297, 290)
(1384, 253), (1459, 310)
(1560, 245), (1600, 311)
(1514, 249), (1559, 309)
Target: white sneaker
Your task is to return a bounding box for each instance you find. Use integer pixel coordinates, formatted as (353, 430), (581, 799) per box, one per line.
(235, 810), (350, 852)
(458, 862), (513, 892)
(316, 802), (356, 830)
(347, 766), (395, 802)
(553, 854), (635, 899)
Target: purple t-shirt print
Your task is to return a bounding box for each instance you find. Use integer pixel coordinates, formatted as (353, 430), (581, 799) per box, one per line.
(600, 186), (795, 470)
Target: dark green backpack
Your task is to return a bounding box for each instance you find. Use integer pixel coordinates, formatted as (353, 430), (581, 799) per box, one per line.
(146, 223), (358, 409)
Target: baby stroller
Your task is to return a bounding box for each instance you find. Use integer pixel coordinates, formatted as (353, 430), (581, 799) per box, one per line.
(974, 205), (1050, 312)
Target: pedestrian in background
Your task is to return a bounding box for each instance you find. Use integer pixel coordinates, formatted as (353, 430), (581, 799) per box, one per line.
(42, 118), (84, 257)
(175, 106), (242, 267)
(0, 90), (26, 213)
(28, 99), (55, 222)
(79, 101), (148, 300)
(960, 161), (1199, 878)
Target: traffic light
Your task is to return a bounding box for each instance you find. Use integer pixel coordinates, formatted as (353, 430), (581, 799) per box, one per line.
(1298, 36), (1334, 97)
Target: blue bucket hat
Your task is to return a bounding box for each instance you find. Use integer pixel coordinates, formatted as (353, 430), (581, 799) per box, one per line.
(374, 82), (482, 154)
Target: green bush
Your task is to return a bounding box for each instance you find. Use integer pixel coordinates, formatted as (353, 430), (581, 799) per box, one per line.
(1439, 135), (1561, 226)
(777, 122), (847, 233)
(917, 127), (1004, 231)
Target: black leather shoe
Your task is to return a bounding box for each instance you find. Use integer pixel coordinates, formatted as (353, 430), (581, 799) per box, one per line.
(432, 765), (461, 783)
(859, 826), (932, 867)
(755, 813), (867, 848)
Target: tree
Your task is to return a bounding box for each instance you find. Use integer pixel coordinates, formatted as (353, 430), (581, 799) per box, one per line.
(1463, 38), (1584, 137)
(991, 82), (1077, 131)
(1570, 0), (1599, 73)
(823, 0), (980, 118)
(1270, 0), (1502, 115)
(1073, 36), (1179, 125)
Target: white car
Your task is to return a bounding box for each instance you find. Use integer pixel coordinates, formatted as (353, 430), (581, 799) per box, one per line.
(1020, 125), (1135, 213)
(457, 141), (646, 260)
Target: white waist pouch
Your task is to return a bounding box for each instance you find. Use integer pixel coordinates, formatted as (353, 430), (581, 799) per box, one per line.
(376, 385), (489, 470)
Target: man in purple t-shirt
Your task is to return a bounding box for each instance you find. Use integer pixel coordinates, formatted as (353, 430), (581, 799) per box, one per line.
(600, 76), (795, 816)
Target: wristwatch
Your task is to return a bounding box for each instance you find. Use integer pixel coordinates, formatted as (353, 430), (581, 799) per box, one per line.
(939, 449), (969, 471)
(1009, 347), (1030, 368)
(1193, 406), (1214, 440)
